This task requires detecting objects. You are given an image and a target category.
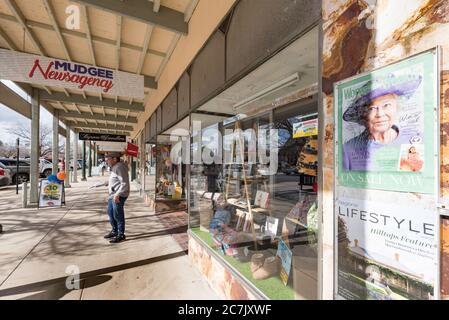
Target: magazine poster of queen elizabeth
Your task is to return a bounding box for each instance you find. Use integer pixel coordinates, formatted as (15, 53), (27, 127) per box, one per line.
(336, 50), (438, 194)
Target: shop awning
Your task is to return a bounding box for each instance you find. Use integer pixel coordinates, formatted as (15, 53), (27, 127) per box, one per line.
(0, 0), (199, 136)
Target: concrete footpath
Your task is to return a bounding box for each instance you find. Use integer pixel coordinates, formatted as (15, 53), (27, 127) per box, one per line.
(0, 176), (218, 300)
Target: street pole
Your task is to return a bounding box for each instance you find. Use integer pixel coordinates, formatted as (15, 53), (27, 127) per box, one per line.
(93, 142), (97, 165)
(82, 140), (87, 181)
(88, 141), (92, 177)
(16, 137), (19, 195)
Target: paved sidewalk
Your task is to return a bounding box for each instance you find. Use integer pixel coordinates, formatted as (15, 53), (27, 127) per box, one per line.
(0, 176), (218, 300)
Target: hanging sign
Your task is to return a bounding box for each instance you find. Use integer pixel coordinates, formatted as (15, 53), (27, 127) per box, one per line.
(126, 142), (139, 157)
(38, 180), (65, 208)
(293, 118), (318, 138)
(0, 49), (144, 99)
(79, 132), (126, 142)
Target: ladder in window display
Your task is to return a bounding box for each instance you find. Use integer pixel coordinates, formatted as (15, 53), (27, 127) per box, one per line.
(224, 120), (259, 248)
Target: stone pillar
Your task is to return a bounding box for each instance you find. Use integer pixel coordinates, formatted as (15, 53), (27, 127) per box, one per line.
(29, 88), (40, 204)
(52, 110), (59, 175)
(65, 126), (71, 188)
(73, 131), (78, 183)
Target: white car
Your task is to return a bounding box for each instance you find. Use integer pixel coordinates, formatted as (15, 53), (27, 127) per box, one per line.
(39, 159), (54, 178)
(39, 159), (66, 177)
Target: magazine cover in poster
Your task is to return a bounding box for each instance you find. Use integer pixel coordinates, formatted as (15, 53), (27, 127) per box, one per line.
(336, 50), (437, 193)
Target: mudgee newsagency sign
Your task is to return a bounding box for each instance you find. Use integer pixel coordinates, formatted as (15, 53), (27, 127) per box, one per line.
(0, 49), (144, 99)
(334, 50), (439, 300)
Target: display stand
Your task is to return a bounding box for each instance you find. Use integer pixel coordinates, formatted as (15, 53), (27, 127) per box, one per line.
(37, 180), (66, 209)
(223, 121), (259, 249)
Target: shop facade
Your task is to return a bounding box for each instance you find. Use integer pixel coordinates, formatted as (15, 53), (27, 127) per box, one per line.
(134, 0), (449, 300)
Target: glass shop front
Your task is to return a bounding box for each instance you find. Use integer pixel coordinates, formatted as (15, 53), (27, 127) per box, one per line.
(188, 26), (320, 300)
(153, 118), (190, 213)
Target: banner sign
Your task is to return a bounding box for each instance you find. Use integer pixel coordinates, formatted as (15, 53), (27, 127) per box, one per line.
(335, 50), (437, 193)
(293, 118), (318, 138)
(126, 142), (139, 157)
(98, 144), (127, 152)
(39, 180), (64, 208)
(0, 49), (144, 99)
(79, 132), (126, 142)
(334, 49), (439, 300)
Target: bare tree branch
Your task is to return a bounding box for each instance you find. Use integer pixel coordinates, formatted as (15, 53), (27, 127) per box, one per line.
(6, 123), (60, 158)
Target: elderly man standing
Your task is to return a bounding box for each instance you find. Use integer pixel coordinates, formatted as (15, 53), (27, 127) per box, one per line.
(103, 151), (130, 243)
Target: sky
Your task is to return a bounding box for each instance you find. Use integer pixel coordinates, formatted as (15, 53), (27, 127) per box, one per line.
(0, 81), (54, 145)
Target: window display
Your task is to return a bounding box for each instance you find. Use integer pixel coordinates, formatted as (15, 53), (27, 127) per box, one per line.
(155, 134), (187, 213)
(189, 101), (319, 300)
(144, 143), (156, 209)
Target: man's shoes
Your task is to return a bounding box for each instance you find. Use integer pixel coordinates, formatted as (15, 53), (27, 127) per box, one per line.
(109, 235), (126, 244)
(104, 232), (117, 239)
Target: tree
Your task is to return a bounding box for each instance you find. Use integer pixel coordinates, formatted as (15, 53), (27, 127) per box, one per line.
(6, 123), (63, 158)
(0, 143), (15, 158)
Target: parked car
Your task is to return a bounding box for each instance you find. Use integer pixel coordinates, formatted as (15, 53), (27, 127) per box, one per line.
(40, 159), (53, 178)
(0, 162), (12, 187)
(0, 158), (30, 184)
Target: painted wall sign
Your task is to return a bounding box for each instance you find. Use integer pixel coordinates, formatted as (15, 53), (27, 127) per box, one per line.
(79, 132), (126, 142)
(0, 49), (144, 99)
(335, 50), (437, 194)
(334, 49), (439, 301)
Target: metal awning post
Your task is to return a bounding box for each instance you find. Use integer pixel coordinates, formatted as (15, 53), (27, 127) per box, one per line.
(82, 140), (87, 181)
(52, 109), (59, 175)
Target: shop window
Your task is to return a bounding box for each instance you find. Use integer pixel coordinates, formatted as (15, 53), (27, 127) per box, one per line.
(189, 102), (319, 300)
(155, 134), (188, 213)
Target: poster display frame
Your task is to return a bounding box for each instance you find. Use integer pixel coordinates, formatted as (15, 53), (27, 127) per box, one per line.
(38, 179), (66, 209)
(333, 47), (441, 300)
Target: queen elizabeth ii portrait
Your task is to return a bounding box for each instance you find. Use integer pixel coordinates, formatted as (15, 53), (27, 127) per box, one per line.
(342, 74), (423, 172)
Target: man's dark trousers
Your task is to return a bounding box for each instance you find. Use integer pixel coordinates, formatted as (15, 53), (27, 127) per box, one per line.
(107, 196), (128, 236)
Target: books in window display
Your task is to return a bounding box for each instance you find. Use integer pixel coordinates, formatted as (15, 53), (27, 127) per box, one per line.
(286, 193), (316, 229)
(227, 191), (270, 233)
